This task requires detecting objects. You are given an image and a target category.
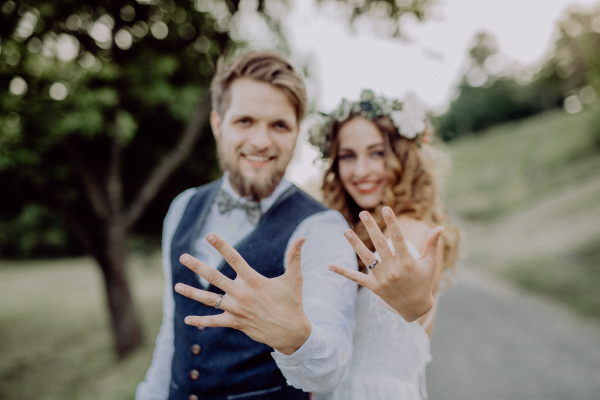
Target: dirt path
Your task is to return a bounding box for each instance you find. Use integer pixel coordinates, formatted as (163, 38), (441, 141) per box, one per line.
(426, 266), (600, 400)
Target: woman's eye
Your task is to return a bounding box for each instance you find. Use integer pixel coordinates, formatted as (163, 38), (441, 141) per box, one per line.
(372, 150), (385, 158)
(339, 153), (355, 161)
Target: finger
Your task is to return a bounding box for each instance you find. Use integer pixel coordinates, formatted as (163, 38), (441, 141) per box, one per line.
(285, 237), (305, 279)
(381, 207), (413, 262)
(184, 312), (240, 329)
(343, 229), (381, 274)
(421, 226), (444, 267)
(328, 264), (371, 287)
(359, 211), (393, 262)
(179, 253), (233, 292)
(174, 283), (228, 309)
(206, 233), (256, 281)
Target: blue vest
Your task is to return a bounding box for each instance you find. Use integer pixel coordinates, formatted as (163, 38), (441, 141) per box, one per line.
(169, 179), (326, 400)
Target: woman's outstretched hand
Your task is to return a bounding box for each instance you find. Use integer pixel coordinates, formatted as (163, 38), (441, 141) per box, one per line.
(328, 207), (443, 322)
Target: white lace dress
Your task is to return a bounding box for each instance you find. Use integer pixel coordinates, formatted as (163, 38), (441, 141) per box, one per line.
(315, 242), (435, 400)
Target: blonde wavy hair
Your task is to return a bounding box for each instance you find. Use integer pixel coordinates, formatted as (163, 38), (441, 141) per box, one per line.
(321, 115), (461, 284)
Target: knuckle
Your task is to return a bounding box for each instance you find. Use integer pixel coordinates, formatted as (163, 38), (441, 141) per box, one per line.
(207, 269), (221, 285)
(390, 231), (404, 242)
(373, 237), (387, 248)
(208, 318), (219, 328)
(227, 252), (240, 265)
(292, 251), (302, 262)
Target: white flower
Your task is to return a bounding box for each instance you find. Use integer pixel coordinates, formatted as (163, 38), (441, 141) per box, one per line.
(391, 93), (426, 139)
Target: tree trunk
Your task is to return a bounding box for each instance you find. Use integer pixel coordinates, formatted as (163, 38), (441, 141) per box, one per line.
(97, 220), (143, 357)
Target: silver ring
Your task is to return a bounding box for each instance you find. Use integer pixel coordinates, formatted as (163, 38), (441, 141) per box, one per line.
(367, 259), (379, 270)
(215, 294), (223, 309)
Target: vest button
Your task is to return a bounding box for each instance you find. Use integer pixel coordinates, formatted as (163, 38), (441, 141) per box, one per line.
(190, 369), (200, 380)
(191, 344), (202, 355)
(189, 395), (199, 400)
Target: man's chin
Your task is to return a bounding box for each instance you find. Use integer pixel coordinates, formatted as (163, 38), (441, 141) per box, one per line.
(228, 169), (285, 201)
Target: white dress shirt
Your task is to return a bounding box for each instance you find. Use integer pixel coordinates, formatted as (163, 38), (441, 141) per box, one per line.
(136, 174), (358, 399)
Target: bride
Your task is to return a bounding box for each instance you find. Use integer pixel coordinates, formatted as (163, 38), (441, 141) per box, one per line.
(309, 90), (461, 400)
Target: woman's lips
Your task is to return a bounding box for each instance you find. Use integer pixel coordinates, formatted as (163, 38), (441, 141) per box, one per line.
(354, 180), (382, 194)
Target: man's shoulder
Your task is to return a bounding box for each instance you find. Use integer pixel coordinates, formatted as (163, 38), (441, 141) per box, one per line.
(286, 185), (328, 212)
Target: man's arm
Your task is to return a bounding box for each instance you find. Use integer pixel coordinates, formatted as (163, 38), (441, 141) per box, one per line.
(273, 210), (358, 392)
(136, 189), (196, 400)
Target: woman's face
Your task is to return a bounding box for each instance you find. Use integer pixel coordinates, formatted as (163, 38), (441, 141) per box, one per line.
(337, 116), (389, 209)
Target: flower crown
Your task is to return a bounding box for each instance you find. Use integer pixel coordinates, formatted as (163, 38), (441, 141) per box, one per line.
(307, 89), (428, 159)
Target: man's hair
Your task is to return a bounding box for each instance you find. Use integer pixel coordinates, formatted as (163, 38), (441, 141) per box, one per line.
(210, 51), (307, 122)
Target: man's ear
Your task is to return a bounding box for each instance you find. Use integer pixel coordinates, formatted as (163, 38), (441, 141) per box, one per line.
(210, 110), (221, 140)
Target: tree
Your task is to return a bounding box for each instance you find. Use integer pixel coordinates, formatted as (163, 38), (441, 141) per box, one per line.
(0, 0), (435, 357)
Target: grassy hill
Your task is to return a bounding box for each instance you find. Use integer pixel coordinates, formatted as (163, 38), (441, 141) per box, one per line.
(444, 107), (600, 319)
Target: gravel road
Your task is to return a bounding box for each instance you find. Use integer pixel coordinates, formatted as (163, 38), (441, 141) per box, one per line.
(426, 267), (600, 400)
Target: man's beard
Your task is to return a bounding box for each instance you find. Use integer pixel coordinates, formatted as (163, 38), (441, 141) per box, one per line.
(218, 146), (285, 202)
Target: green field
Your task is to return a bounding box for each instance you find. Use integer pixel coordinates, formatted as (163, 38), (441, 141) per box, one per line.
(0, 255), (165, 400)
(1, 107), (600, 399)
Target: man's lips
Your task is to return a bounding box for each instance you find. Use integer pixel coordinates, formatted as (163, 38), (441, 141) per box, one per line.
(353, 180), (382, 194)
(242, 154), (276, 167)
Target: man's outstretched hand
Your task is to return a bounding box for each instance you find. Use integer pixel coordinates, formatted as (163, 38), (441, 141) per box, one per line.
(174, 234), (311, 355)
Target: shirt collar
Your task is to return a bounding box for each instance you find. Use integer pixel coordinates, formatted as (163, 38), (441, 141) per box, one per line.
(220, 171), (293, 214)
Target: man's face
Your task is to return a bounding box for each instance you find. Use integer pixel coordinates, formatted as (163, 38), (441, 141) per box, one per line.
(211, 78), (300, 201)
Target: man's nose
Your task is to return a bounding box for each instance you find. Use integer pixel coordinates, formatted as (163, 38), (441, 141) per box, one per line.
(248, 123), (272, 150)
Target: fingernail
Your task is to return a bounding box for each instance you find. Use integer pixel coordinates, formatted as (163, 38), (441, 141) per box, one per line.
(344, 230), (352, 239)
(359, 211), (368, 221)
(175, 283), (184, 293)
(184, 317), (192, 325)
(383, 207), (392, 217)
(180, 254), (190, 263)
(328, 266), (335, 272)
(206, 233), (215, 243)
(299, 238), (305, 248)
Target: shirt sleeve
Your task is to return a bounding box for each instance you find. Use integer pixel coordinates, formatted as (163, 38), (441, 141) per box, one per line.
(272, 209), (358, 392)
(136, 189), (196, 400)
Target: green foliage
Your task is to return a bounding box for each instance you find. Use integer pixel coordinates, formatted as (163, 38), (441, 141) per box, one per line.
(435, 6), (600, 141)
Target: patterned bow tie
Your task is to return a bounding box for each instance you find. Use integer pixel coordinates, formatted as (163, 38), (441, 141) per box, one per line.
(214, 189), (262, 225)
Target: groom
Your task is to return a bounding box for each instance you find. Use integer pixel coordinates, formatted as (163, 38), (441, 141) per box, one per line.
(136, 51), (359, 400)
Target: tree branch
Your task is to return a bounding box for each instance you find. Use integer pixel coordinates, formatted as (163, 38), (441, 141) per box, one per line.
(106, 134), (124, 219)
(63, 140), (110, 222)
(125, 94), (212, 230)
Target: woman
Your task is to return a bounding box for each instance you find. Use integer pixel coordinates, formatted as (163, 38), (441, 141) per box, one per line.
(309, 90), (460, 400)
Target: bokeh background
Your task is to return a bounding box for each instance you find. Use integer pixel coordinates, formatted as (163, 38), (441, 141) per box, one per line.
(2, 0), (600, 399)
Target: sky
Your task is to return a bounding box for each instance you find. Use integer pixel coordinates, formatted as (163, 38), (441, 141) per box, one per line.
(281, 0), (600, 187)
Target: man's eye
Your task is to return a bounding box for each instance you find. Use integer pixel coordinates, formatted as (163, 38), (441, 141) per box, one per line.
(275, 122), (289, 131)
(238, 118), (251, 125)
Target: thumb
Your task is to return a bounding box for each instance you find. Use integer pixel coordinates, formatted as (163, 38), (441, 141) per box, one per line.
(421, 226), (444, 268)
(285, 237), (306, 281)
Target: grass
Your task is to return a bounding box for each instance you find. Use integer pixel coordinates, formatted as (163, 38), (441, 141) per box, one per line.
(0, 254), (165, 400)
(445, 107), (600, 221)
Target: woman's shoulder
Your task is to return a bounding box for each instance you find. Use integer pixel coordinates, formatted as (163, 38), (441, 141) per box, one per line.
(395, 216), (431, 251)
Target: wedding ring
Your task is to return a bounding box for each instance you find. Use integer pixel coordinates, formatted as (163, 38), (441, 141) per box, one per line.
(367, 259), (379, 270)
(215, 294), (223, 309)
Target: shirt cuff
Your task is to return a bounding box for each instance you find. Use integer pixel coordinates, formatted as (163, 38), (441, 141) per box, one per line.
(271, 321), (320, 367)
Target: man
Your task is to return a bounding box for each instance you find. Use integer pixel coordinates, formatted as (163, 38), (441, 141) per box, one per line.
(136, 51), (358, 400)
